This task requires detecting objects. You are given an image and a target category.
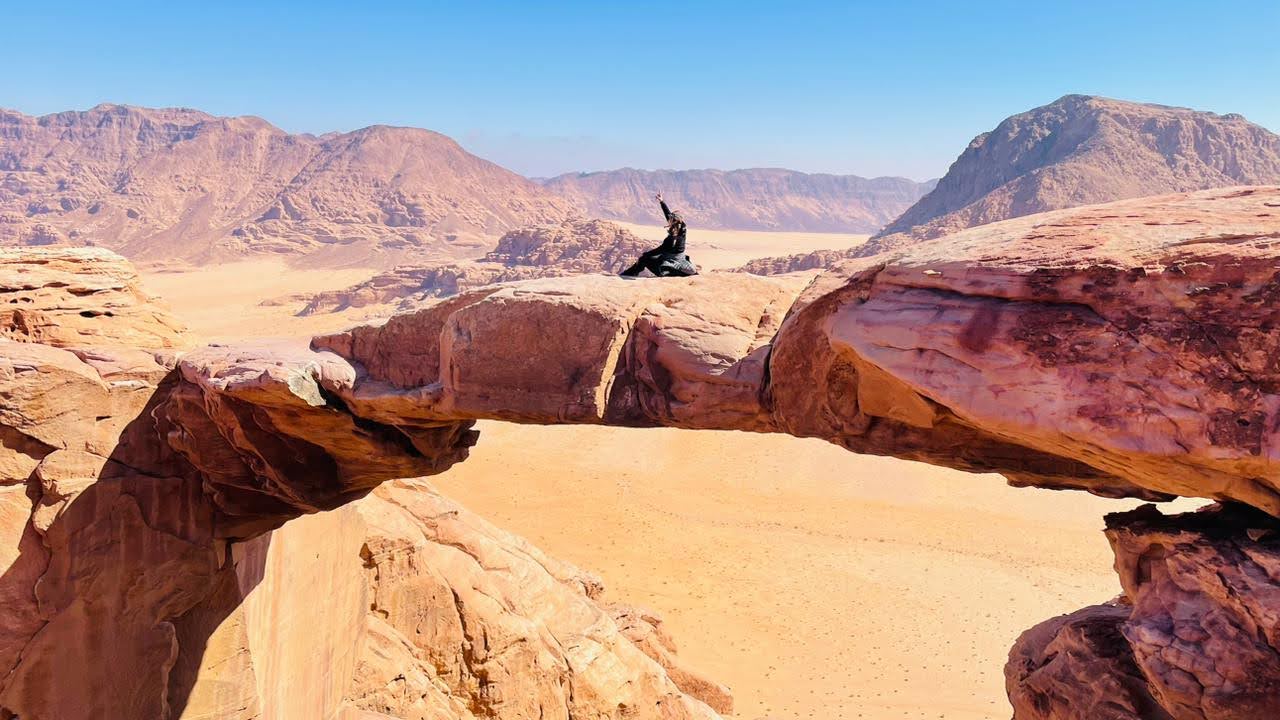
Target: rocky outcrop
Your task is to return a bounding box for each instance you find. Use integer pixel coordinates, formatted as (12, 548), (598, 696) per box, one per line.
(540, 167), (934, 232)
(738, 96), (1280, 276)
(3, 185), (1280, 719)
(0, 104), (573, 267)
(296, 218), (653, 314)
(0, 248), (723, 720)
(348, 479), (724, 719)
(305, 187), (1279, 510)
(733, 246), (857, 276)
(0, 246), (190, 349)
(1009, 502), (1280, 720)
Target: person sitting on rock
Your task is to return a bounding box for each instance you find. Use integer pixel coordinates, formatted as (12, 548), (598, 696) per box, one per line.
(620, 193), (698, 277)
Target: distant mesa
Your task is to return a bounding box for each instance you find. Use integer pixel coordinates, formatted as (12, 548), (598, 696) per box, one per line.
(539, 167), (935, 233)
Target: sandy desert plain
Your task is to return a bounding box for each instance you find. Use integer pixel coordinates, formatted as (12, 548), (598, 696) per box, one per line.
(139, 227), (1201, 720)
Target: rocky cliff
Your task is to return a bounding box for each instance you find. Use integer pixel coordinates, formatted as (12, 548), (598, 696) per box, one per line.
(0, 104), (574, 267)
(540, 167), (934, 232)
(2, 185), (1279, 719)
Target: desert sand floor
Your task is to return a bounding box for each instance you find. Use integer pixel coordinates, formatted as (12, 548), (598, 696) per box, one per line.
(436, 423), (1200, 720)
(144, 253), (1199, 720)
(142, 260), (380, 341)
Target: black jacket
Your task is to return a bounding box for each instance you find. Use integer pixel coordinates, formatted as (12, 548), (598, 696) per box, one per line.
(657, 200), (687, 254)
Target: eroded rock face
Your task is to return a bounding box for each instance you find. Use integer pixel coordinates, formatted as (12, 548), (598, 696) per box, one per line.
(0, 246), (190, 349)
(349, 479), (722, 719)
(1007, 604), (1172, 720)
(307, 187), (1280, 509)
(0, 248), (724, 719)
(3, 186), (1280, 719)
(781, 187), (1280, 511)
(1009, 503), (1280, 720)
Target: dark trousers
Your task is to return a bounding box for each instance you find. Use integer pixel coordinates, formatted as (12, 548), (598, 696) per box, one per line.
(620, 248), (670, 277)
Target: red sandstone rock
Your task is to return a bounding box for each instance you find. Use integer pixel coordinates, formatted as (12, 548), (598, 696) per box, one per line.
(310, 187), (1280, 507)
(0, 247), (727, 720)
(3, 185), (1280, 719)
(1006, 603), (1172, 720)
(1008, 502), (1280, 720)
(349, 479), (722, 719)
(0, 247), (189, 349)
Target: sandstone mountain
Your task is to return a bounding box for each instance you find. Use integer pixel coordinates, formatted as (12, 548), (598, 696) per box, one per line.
(736, 95), (1280, 275)
(877, 94), (1280, 241)
(539, 167), (933, 232)
(295, 217), (654, 314)
(0, 104), (574, 267)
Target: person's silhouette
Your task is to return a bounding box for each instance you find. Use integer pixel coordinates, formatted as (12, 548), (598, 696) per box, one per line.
(620, 193), (698, 277)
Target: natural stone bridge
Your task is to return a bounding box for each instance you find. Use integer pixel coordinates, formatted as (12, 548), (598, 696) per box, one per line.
(1, 186), (1278, 719)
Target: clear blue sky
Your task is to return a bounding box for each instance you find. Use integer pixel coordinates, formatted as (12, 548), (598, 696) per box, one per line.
(3, 1), (1277, 180)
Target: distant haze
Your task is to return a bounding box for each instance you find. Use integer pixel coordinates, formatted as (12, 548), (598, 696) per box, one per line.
(540, 169), (936, 232)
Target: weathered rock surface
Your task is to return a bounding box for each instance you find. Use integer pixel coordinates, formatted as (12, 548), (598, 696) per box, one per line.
(298, 218), (652, 314)
(1007, 603), (1172, 720)
(0, 246), (190, 349)
(4, 185), (1280, 719)
(0, 248), (724, 719)
(1009, 502), (1280, 720)
(0, 104), (573, 267)
(540, 167), (934, 232)
(350, 479), (722, 719)
(306, 187), (1279, 510)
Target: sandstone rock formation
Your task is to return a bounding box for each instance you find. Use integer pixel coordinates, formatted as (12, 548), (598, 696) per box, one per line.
(737, 95), (1280, 276)
(306, 187), (1279, 511)
(540, 167), (934, 232)
(0, 104), (573, 267)
(733, 246), (854, 276)
(1008, 502), (1280, 720)
(3, 184), (1280, 719)
(880, 95), (1280, 242)
(296, 218), (654, 314)
(244, 185), (1280, 720)
(0, 248), (723, 719)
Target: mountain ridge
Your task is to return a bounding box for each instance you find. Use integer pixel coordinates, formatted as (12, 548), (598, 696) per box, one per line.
(0, 103), (574, 268)
(539, 166), (935, 232)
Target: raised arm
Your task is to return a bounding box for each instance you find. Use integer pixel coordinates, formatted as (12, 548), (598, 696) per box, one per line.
(656, 192), (672, 221)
